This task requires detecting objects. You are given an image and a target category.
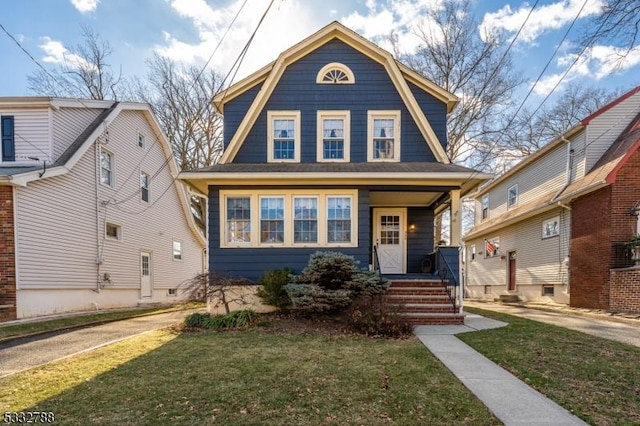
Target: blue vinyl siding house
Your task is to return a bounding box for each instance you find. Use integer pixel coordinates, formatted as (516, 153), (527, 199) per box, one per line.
(180, 22), (489, 282)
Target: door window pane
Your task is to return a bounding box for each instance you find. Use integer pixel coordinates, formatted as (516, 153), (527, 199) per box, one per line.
(380, 215), (400, 245)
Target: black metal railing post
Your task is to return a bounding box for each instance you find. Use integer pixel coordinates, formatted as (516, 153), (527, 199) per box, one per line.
(435, 247), (460, 312)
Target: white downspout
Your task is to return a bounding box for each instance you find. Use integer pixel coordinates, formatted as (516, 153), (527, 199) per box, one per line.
(94, 134), (102, 293)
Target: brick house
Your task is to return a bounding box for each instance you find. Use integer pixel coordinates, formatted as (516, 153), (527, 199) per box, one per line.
(464, 86), (640, 313)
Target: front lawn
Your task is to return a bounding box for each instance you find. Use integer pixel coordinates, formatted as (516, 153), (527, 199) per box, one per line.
(460, 307), (640, 425)
(1, 326), (499, 425)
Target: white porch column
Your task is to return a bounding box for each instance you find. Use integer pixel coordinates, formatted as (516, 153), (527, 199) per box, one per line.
(450, 189), (461, 246)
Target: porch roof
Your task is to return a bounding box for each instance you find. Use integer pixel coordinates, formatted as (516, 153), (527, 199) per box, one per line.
(179, 162), (492, 196)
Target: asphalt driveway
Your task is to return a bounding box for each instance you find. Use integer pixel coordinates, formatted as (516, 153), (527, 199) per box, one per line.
(0, 309), (198, 378)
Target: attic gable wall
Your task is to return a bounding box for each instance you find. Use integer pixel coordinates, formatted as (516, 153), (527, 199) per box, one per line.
(229, 39), (443, 163)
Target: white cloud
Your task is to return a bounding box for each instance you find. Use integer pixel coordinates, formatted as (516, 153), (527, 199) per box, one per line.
(70, 0), (99, 14)
(39, 37), (92, 70)
(532, 44), (640, 96)
(480, 0), (603, 44)
(157, 0), (324, 81)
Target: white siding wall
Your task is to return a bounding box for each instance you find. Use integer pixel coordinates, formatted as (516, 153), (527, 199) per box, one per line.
(585, 90), (640, 171)
(14, 107), (204, 316)
(0, 108), (52, 163)
(465, 207), (570, 301)
(52, 107), (102, 160)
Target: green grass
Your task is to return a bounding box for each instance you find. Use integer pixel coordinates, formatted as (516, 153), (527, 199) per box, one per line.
(1, 328), (500, 425)
(460, 307), (640, 426)
(0, 303), (203, 341)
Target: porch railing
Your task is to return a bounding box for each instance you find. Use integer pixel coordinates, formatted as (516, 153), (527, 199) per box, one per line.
(435, 247), (460, 313)
(372, 244), (381, 276)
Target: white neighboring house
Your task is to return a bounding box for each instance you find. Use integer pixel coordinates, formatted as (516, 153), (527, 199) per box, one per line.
(0, 97), (206, 322)
(463, 86), (640, 305)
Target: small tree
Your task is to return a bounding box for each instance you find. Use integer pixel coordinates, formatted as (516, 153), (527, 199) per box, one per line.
(256, 268), (293, 309)
(179, 272), (252, 315)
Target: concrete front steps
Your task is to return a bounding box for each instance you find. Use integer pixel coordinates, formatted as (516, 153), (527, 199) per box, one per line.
(385, 279), (464, 325)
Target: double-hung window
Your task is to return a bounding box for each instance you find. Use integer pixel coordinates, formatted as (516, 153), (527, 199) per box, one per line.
(100, 148), (114, 187)
(1, 116), (15, 162)
(267, 111), (300, 162)
(368, 111), (400, 161)
(260, 196), (285, 244)
(507, 184), (518, 208)
(327, 196), (352, 243)
(317, 111), (350, 162)
(293, 197), (318, 243)
(481, 195), (489, 221)
(140, 171), (150, 202)
(226, 196), (251, 244)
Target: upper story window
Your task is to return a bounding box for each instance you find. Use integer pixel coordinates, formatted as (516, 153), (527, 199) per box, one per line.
(507, 184), (518, 209)
(542, 216), (559, 239)
(100, 148), (114, 188)
(1, 116), (15, 162)
(138, 132), (145, 148)
(316, 62), (355, 84)
(317, 111), (350, 162)
(267, 111), (300, 163)
(173, 240), (183, 261)
(481, 195), (489, 221)
(140, 171), (150, 202)
(368, 111), (400, 162)
(105, 222), (122, 240)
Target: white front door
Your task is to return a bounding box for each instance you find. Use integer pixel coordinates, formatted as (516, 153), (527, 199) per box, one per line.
(140, 251), (152, 298)
(374, 208), (406, 274)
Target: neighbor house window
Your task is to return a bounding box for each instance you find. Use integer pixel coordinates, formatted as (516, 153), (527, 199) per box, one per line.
(220, 190), (357, 248)
(260, 196), (285, 244)
(316, 62), (355, 84)
(327, 196), (352, 243)
(1, 116), (15, 162)
(317, 111), (350, 162)
(140, 171), (150, 202)
(226, 196), (251, 244)
(105, 222), (121, 240)
(485, 237), (500, 258)
(542, 285), (555, 296)
(481, 195), (489, 221)
(293, 197), (318, 244)
(138, 132), (145, 148)
(507, 184), (518, 208)
(368, 111), (400, 161)
(100, 148), (114, 187)
(542, 216), (560, 239)
(267, 111), (300, 162)
(173, 240), (182, 261)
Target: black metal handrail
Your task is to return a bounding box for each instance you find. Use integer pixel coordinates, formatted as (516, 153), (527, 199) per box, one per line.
(372, 244), (381, 276)
(435, 247), (459, 312)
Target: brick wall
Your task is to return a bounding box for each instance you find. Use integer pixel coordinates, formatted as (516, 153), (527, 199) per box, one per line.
(0, 186), (16, 321)
(610, 268), (640, 314)
(570, 187), (612, 309)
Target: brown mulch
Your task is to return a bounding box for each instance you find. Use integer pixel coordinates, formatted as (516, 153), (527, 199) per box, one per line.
(253, 311), (356, 337)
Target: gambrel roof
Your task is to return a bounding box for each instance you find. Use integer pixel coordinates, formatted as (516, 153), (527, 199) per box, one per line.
(214, 21), (459, 165)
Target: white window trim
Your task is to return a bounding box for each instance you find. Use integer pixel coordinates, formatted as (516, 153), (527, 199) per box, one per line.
(140, 170), (150, 203)
(267, 111), (301, 163)
(316, 62), (355, 84)
(367, 110), (401, 162)
(99, 147), (115, 189)
(105, 222), (122, 241)
(507, 184), (519, 209)
(220, 189), (358, 248)
(316, 110), (350, 162)
(172, 240), (183, 261)
(542, 216), (560, 239)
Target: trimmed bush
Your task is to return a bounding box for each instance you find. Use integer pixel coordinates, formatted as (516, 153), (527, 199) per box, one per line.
(286, 251), (389, 313)
(256, 268), (293, 309)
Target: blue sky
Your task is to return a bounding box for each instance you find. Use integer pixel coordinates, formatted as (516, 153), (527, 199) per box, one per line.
(1, 0), (639, 106)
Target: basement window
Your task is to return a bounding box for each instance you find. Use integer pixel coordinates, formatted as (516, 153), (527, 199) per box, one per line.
(484, 285), (491, 295)
(542, 285), (555, 296)
(168, 288), (177, 296)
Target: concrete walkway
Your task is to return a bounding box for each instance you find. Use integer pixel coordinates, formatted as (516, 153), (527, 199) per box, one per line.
(414, 314), (587, 426)
(465, 300), (640, 348)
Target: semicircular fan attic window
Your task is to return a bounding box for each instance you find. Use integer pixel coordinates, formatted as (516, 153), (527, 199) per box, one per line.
(316, 62), (355, 84)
